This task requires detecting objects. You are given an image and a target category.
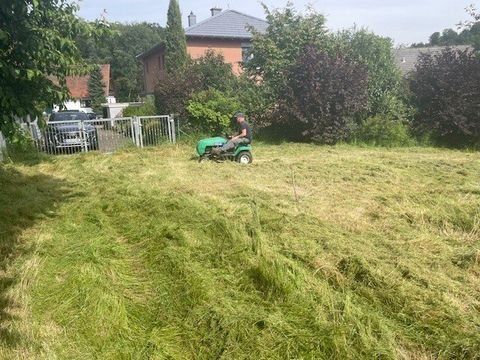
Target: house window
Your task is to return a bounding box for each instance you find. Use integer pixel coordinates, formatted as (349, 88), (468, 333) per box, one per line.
(241, 43), (253, 63)
(81, 100), (92, 108)
(146, 62), (149, 73)
(158, 56), (164, 70)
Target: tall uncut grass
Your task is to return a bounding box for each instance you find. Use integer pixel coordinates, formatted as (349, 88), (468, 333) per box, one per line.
(0, 143), (479, 359)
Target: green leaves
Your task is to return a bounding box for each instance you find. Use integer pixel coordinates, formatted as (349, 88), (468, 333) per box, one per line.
(165, 0), (187, 74)
(0, 0), (110, 138)
(187, 89), (240, 134)
(88, 65), (106, 114)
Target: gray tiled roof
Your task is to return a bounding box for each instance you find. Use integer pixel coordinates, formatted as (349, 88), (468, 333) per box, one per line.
(393, 45), (471, 73)
(185, 10), (268, 39)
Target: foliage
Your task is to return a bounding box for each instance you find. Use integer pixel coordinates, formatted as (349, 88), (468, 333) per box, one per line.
(333, 29), (406, 118)
(351, 116), (414, 147)
(410, 47), (480, 146)
(123, 96), (157, 117)
(0, 0), (106, 139)
(186, 89), (240, 134)
(235, 76), (276, 129)
(246, 5), (407, 137)
(165, 0), (188, 73)
(245, 4), (329, 94)
(277, 46), (368, 143)
(154, 51), (236, 122)
(191, 50), (236, 92)
(412, 6), (480, 50)
(88, 66), (105, 114)
(76, 22), (164, 102)
(154, 68), (201, 120)
(2, 144), (480, 358)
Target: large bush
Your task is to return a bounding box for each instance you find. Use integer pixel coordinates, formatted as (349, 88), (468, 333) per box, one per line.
(333, 29), (407, 118)
(186, 89), (240, 134)
(154, 50), (235, 122)
(246, 5), (328, 91)
(123, 96), (156, 117)
(277, 46), (368, 144)
(235, 76), (275, 130)
(351, 116), (414, 147)
(410, 48), (480, 146)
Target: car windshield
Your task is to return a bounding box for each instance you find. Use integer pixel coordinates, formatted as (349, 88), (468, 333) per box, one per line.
(50, 112), (88, 121)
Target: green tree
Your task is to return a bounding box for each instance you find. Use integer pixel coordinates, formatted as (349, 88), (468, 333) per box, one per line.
(440, 28), (460, 45)
(0, 0), (105, 138)
(277, 46), (368, 143)
(333, 29), (405, 118)
(88, 66), (106, 114)
(462, 5), (480, 50)
(246, 4), (329, 93)
(191, 50), (235, 92)
(165, 0), (188, 73)
(154, 51), (236, 120)
(429, 32), (441, 45)
(187, 89), (240, 134)
(76, 22), (164, 102)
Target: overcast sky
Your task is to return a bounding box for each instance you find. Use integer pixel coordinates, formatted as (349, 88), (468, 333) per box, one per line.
(78, 0), (476, 45)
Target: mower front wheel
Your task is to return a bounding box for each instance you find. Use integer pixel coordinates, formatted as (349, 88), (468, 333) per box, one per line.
(198, 156), (210, 163)
(236, 151), (253, 164)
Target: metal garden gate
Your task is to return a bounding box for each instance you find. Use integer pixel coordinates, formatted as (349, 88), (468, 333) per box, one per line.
(28, 115), (178, 155)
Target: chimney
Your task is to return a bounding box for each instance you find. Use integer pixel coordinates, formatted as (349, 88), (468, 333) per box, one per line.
(188, 11), (197, 27)
(210, 7), (222, 17)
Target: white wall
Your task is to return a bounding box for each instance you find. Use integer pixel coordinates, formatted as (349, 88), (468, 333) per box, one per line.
(53, 100), (82, 112)
(104, 102), (142, 118)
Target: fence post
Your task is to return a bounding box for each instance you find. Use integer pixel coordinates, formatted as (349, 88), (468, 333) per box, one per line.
(166, 115), (172, 143)
(170, 114), (176, 144)
(139, 117), (144, 148)
(133, 116), (143, 148)
(0, 131), (7, 161)
(80, 120), (88, 152)
(129, 117), (136, 146)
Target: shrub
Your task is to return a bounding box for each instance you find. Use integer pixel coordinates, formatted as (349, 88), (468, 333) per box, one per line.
(351, 116), (414, 147)
(155, 50), (236, 123)
(186, 89), (240, 134)
(277, 46), (368, 144)
(235, 76), (275, 130)
(154, 68), (201, 121)
(192, 50), (236, 92)
(123, 96), (157, 117)
(410, 48), (480, 146)
(333, 29), (407, 119)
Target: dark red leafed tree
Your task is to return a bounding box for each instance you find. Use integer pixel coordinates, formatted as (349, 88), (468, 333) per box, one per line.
(278, 46), (368, 144)
(410, 48), (480, 146)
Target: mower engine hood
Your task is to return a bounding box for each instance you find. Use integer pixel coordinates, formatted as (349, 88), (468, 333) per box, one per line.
(196, 137), (226, 156)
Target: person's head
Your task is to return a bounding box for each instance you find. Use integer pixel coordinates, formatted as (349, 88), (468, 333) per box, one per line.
(234, 112), (245, 124)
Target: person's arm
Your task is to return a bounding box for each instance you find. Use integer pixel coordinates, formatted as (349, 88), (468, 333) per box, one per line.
(232, 128), (247, 140)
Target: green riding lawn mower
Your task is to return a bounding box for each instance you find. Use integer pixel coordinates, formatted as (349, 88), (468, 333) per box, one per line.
(196, 136), (253, 164)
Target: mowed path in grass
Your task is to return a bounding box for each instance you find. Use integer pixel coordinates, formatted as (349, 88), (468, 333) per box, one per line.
(1, 144), (479, 359)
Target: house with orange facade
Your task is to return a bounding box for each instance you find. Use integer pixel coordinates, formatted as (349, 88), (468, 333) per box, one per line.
(138, 8), (268, 95)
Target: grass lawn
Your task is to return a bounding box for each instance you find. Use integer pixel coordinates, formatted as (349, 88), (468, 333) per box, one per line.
(0, 143), (479, 359)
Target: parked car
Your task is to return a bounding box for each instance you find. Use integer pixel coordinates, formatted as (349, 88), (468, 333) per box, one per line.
(80, 108), (98, 120)
(45, 111), (98, 153)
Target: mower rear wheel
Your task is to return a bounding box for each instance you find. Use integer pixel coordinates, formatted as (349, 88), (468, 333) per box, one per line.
(237, 151), (253, 164)
(198, 156), (209, 163)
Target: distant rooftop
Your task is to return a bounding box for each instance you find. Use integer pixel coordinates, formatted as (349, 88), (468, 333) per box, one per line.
(185, 9), (268, 40)
(393, 45), (471, 73)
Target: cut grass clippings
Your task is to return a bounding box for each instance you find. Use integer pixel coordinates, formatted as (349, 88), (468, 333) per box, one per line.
(0, 143), (479, 359)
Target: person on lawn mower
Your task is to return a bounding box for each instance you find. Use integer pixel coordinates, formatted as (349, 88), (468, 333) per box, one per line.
(213, 112), (252, 155)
